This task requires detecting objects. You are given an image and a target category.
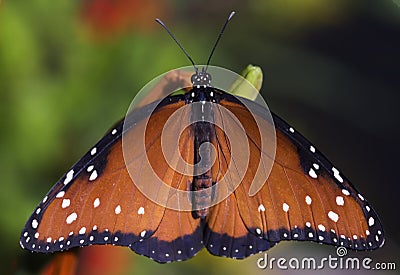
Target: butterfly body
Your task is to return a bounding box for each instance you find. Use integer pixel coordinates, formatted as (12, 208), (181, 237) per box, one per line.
(186, 74), (219, 218)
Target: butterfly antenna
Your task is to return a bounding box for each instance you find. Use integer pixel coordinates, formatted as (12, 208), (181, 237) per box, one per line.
(205, 11), (235, 72)
(156, 18), (198, 72)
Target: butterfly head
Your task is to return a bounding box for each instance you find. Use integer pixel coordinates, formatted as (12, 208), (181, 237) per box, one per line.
(157, 11), (234, 90)
(191, 70), (212, 88)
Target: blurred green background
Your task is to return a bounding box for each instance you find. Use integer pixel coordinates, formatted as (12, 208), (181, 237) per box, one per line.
(1, 0), (399, 274)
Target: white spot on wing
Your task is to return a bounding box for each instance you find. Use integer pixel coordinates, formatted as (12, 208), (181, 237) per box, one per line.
(79, 227), (86, 234)
(89, 170), (98, 181)
(87, 165), (94, 172)
(56, 191), (65, 198)
(32, 219), (38, 229)
(93, 198), (100, 208)
(328, 211), (339, 222)
(342, 189), (350, 196)
(42, 196), (48, 203)
(282, 203), (289, 212)
(64, 170), (74, 185)
(90, 147), (97, 156)
(66, 212), (78, 224)
(310, 145), (316, 153)
(111, 129), (117, 135)
(138, 206), (145, 215)
(289, 127), (295, 133)
(115, 205), (121, 215)
(332, 167), (344, 183)
(368, 217), (375, 226)
(336, 196), (344, 206)
(140, 230), (146, 237)
(258, 204), (265, 212)
(305, 195), (312, 205)
(308, 168), (318, 179)
(62, 199), (71, 209)
(318, 224), (326, 231)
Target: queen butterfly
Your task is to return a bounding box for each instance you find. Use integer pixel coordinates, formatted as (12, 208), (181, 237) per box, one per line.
(20, 12), (384, 263)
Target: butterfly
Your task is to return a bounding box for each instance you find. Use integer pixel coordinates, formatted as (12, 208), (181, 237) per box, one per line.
(20, 12), (384, 263)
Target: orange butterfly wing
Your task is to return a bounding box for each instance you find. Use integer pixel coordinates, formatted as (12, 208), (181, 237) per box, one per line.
(204, 95), (384, 255)
(20, 97), (203, 263)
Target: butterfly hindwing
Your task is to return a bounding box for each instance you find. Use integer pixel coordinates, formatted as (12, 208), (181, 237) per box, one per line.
(205, 193), (276, 259)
